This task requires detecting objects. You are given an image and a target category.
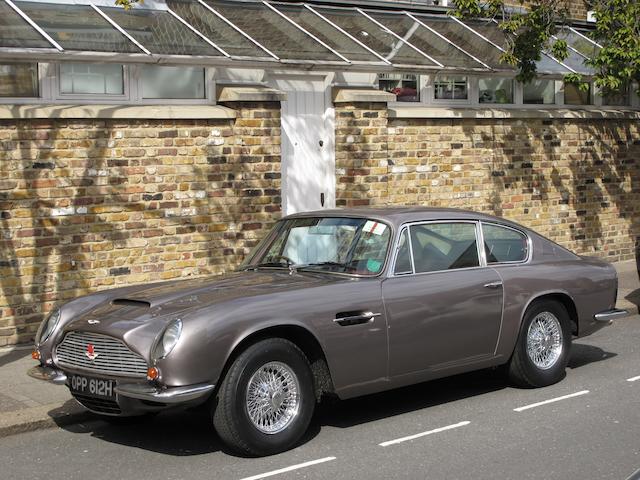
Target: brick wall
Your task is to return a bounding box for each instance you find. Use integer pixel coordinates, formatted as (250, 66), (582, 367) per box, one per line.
(0, 102), (281, 346)
(335, 102), (640, 264)
(503, 0), (588, 20)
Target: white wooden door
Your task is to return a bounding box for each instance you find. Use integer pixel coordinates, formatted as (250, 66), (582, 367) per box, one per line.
(270, 75), (335, 215)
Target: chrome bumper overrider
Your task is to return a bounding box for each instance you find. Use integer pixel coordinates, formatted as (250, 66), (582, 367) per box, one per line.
(28, 365), (68, 385)
(114, 383), (215, 404)
(594, 308), (630, 323)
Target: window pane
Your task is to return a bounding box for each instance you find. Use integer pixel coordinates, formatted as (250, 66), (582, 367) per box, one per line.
(0, 2), (52, 49)
(100, 7), (221, 56)
(367, 11), (486, 69)
(523, 79), (555, 104)
(15, 2), (140, 53)
(482, 224), (528, 263)
(60, 63), (124, 95)
(421, 17), (508, 70)
(434, 75), (467, 100)
(410, 223), (479, 273)
(378, 73), (419, 102)
(564, 82), (591, 105)
(603, 84), (630, 106)
(167, 0), (270, 58)
(141, 66), (205, 99)
(479, 77), (513, 104)
(314, 6), (438, 66)
(202, 0), (343, 62)
(556, 27), (600, 60)
(394, 229), (413, 274)
(0, 63), (38, 97)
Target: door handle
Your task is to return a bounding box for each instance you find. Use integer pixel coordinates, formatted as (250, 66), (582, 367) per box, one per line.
(334, 311), (380, 326)
(484, 281), (503, 289)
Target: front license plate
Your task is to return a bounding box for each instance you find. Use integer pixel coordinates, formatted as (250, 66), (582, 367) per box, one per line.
(68, 374), (116, 400)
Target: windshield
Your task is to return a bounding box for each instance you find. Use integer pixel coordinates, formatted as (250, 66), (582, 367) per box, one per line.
(242, 217), (392, 276)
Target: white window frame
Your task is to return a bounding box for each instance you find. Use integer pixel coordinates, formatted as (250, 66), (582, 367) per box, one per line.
(431, 74), (471, 104)
(55, 62), (129, 102)
(477, 75), (516, 106)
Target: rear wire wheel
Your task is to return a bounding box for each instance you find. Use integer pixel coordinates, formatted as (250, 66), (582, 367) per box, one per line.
(508, 300), (572, 387)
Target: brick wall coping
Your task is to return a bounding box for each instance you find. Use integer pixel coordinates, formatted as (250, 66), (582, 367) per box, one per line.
(0, 104), (237, 120)
(388, 106), (640, 120)
(333, 88), (396, 103)
(217, 85), (286, 102)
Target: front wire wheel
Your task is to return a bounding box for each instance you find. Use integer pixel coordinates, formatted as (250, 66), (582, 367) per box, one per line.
(213, 338), (315, 456)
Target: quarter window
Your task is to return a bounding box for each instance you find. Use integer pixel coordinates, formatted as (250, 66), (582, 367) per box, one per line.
(482, 224), (528, 263)
(394, 228), (413, 274)
(409, 223), (479, 273)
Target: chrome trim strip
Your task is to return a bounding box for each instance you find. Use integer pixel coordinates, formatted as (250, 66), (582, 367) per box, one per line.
(166, 7), (230, 57)
(115, 382), (215, 403)
(5, 0), (64, 51)
(404, 11), (491, 70)
(27, 365), (67, 385)
(594, 308), (629, 323)
(569, 27), (603, 49)
(357, 8), (443, 67)
(91, 4), (151, 55)
(197, 0), (280, 60)
(263, 1), (350, 63)
(304, 4), (391, 65)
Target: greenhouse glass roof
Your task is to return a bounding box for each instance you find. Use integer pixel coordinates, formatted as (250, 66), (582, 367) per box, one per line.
(0, 0), (600, 75)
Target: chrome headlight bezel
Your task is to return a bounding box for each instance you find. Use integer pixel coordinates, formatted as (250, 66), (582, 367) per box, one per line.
(152, 319), (183, 361)
(36, 308), (61, 345)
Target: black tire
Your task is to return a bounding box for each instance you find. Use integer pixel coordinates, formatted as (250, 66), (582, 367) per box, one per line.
(508, 300), (572, 388)
(213, 338), (315, 456)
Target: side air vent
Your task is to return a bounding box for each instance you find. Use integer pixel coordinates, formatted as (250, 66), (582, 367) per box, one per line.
(112, 299), (151, 308)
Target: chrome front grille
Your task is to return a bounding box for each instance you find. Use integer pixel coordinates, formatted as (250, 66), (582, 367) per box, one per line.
(55, 331), (148, 378)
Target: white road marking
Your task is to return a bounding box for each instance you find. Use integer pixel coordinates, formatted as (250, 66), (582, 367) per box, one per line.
(513, 390), (590, 412)
(379, 421), (470, 447)
(239, 457), (336, 480)
(627, 376), (640, 382)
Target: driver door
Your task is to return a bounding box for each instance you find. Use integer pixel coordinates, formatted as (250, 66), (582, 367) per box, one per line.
(382, 221), (503, 378)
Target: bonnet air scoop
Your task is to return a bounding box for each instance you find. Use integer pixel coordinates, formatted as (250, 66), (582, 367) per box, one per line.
(112, 299), (151, 308)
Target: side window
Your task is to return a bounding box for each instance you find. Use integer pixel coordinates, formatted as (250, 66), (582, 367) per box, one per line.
(482, 224), (528, 263)
(394, 228), (413, 275)
(409, 223), (479, 273)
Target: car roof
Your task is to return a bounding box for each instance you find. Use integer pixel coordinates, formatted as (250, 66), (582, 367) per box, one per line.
(285, 207), (528, 231)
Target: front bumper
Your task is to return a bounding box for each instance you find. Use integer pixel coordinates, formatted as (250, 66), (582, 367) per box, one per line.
(594, 308), (630, 323)
(28, 364), (214, 410)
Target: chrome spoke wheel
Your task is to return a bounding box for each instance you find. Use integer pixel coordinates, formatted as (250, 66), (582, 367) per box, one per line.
(245, 361), (300, 435)
(526, 311), (563, 370)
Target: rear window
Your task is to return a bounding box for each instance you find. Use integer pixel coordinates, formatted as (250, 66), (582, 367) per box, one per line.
(482, 224), (528, 263)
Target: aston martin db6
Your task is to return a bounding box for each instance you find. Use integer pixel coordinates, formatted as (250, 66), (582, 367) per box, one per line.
(29, 207), (627, 455)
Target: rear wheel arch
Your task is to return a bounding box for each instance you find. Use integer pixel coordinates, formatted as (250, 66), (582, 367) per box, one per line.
(521, 292), (579, 336)
(218, 324), (334, 401)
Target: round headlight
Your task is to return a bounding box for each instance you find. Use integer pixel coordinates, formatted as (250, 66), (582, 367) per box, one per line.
(36, 308), (61, 345)
(153, 319), (182, 360)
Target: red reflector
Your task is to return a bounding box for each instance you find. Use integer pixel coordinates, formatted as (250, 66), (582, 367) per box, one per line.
(147, 367), (159, 380)
(32, 350), (41, 360)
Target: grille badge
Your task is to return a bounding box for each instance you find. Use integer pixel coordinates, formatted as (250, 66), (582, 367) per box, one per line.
(85, 343), (100, 361)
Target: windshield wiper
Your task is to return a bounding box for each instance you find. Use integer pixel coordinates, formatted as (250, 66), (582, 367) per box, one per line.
(297, 261), (353, 272)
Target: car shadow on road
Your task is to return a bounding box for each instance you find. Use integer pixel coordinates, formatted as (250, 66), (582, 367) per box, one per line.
(54, 343), (616, 457)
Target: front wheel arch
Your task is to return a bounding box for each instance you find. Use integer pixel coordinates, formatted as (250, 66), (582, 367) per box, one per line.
(217, 325), (334, 402)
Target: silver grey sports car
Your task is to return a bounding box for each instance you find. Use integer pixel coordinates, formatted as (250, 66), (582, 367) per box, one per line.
(29, 207), (628, 455)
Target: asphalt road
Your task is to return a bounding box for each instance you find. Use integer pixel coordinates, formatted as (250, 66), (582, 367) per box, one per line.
(3, 315), (640, 480)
